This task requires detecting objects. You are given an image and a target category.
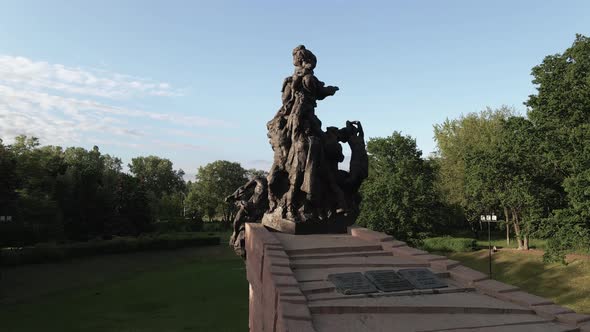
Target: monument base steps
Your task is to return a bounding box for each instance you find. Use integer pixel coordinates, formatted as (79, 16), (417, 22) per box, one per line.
(245, 223), (585, 332)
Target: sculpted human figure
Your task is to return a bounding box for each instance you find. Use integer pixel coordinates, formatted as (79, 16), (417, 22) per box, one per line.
(344, 120), (368, 190)
(225, 176), (268, 257)
(323, 126), (348, 214)
(226, 45), (368, 255)
(267, 45), (339, 221)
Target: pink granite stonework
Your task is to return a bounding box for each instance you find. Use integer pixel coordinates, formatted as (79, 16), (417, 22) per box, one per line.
(245, 223), (590, 332)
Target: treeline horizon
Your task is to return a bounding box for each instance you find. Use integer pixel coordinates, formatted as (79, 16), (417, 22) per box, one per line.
(0, 135), (265, 247)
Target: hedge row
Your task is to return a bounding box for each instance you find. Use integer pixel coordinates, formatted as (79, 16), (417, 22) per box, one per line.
(1, 232), (220, 266)
(152, 220), (231, 233)
(153, 220), (204, 233)
(421, 236), (477, 252)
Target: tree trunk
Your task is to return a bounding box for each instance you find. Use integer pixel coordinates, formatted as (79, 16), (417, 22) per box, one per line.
(522, 223), (530, 250)
(223, 208), (230, 225)
(504, 207), (510, 246)
(512, 210), (524, 250)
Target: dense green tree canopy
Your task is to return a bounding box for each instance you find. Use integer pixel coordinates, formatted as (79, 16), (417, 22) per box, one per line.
(186, 160), (247, 223)
(357, 132), (441, 242)
(245, 168), (268, 180)
(129, 156), (185, 197)
(526, 34), (590, 261)
(0, 137), (193, 246)
(0, 139), (18, 217)
(433, 107), (513, 210)
(462, 116), (561, 249)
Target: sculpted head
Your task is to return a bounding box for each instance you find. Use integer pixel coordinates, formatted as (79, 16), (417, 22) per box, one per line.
(292, 45), (317, 70)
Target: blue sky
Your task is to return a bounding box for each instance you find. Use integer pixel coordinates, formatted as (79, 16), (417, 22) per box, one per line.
(1, 1), (589, 179)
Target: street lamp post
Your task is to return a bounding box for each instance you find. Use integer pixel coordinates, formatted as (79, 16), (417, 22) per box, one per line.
(480, 214), (498, 279)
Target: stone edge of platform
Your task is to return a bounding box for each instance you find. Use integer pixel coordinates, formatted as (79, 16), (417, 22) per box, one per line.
(246, 223), (318, 332)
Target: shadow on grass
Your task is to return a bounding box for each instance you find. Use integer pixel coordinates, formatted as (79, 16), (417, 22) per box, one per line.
(448, 250), (590, 314)
(0, 243), (248, 332)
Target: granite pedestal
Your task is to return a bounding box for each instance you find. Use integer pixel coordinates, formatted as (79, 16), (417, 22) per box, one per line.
(245, 223), (590, 332)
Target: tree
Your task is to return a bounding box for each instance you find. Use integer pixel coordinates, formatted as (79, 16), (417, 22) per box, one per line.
(433, 107), (514, 238)
(128, 156), (185, 198)
(128, 156), (186, 221)
(187, 160), (246, 223)
(527, 34), (590, 175)
(0, 139), (18, 218)
(0, 136), (178, 244)
(56, 146), (120, 240)
(525, 34), (590, 261)
(246, 168), (268, 180)
(463, 116), (559, 250)
(110, 173), (153, 236)
(157, 192), (185, 221)
(357, 132), (442, 242)
(0, 139), (21, 246)
(10, 136), (66, 244)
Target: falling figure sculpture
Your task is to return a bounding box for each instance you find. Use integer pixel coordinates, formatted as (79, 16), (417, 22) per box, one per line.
(229, 45), (368, 255)
(226, 176), (269, 258)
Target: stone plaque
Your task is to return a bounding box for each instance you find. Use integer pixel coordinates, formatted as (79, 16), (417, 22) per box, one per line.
(397, 268), (447, 289)
(364, 270), (415, 292)
(328, 272), (378, 295)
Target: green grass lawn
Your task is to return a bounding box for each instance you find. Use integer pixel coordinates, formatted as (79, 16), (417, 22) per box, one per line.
(474, 237), (548, 250)
(0, 237), (247, 332)
(444, 229), (548, 250)
(447, 250), (590, 314)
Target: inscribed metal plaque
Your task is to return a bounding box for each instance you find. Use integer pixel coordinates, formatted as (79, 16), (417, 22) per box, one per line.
(328, 272), (378, 295)
(364, 270), (415, 292)
(397, 268), (447, 289)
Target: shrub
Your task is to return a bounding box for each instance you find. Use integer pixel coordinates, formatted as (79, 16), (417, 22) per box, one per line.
(202, 222), (230, 232)
(153, 219), (204, 233)
(0, 232), (220, 266)
(0, 223), (60, 247)
(421, 236), (476, 252)
(541, 212), (590, 264)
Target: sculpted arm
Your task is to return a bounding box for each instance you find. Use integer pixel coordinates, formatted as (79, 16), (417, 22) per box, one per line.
(302, 75), (339, 100)
(225, 179), (257, 202)
(351, 121), (364, 139)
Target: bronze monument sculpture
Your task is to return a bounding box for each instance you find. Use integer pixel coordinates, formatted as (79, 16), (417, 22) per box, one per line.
(229, 45), (368, 256)
(226, 176), (268, 257)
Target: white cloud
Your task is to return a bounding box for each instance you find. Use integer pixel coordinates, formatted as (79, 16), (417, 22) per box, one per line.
(0, 55), (181, 98)
(0, 84), (140, 145)
(0, 55), (234, 149)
